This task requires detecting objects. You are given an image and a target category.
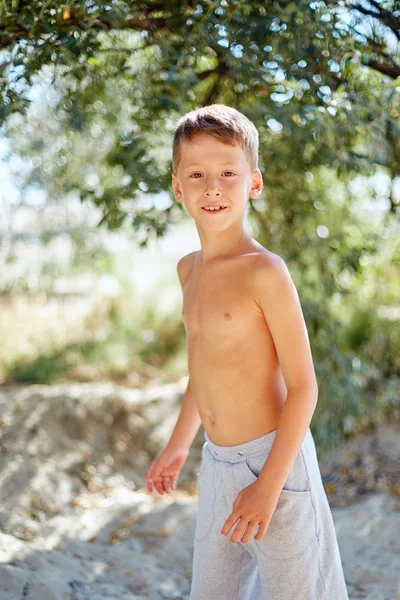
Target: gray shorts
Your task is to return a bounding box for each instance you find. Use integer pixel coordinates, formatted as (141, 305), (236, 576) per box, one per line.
(190, 427), (349, 600)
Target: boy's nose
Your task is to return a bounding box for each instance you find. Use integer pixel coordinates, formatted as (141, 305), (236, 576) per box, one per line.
(204, 187), (223, 196)
(203, 176), (223, 196)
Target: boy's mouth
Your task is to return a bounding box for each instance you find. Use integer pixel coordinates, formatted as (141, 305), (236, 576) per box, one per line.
(201, 205), (228, 213)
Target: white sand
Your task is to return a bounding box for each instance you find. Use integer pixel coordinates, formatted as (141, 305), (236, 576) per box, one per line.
(0, 383), (399, 599)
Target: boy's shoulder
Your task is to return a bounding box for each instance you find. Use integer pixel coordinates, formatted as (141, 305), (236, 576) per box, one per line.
(177, 251), (199, 289)
(248, 246), (294, 297)
(248, 248), (299, 322)
(249, 244), (286, 273)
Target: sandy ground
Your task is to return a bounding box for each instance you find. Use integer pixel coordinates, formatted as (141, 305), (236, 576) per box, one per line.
(0, 382), (399, 600)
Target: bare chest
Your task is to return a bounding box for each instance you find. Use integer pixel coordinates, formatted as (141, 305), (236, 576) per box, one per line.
(182, 269), (261, 342)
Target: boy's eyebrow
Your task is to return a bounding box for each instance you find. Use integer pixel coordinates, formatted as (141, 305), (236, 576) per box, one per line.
(182, 162), (242, 171)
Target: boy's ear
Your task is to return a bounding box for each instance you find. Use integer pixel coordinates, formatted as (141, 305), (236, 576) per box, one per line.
(171, 173), (183, 203)
(249, 168), (263, 198)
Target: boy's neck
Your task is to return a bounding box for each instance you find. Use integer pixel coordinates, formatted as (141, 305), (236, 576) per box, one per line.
(196, 225), (254, 264)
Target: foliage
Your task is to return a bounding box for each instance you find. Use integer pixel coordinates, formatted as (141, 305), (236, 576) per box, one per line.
(2, 291), (185, 385)
(343, 307), (400, 377)
(304, 295), (400, 451)
(0, 1), (399, 238)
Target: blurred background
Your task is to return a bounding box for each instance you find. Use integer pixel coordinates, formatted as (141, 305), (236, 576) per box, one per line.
(0, 2), (399, 598)
(1, 0), (399, 450)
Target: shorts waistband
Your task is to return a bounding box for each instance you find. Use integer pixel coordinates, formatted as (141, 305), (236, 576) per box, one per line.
(204, 428), (280, 462)
(204, 427), (312, 462)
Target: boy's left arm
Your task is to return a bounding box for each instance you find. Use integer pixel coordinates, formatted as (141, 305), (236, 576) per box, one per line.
(220, 253), (319, 543)
(254, 253), (318, 492)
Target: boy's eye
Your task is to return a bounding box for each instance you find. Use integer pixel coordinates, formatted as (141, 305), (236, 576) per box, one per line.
(189, 171), (235, 178)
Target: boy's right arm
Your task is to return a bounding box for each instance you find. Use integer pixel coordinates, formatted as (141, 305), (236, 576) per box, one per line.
(168, 252), (202, 451)
(168, 377), (202, 451)
(145, 253), (202, 494)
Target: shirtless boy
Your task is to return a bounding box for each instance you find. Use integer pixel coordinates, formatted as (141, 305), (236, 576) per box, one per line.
(146, 104), (349, 600)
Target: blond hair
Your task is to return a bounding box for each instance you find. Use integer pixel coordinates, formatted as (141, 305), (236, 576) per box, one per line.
(172, 104), (259, 173)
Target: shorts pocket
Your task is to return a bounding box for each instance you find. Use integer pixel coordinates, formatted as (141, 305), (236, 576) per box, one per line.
(243, 455), (263, 482)
(195, 446), (217, 542)
(243, 448), (311, 493)
(242, 453), (318, 559)
(196, 442), (212, 478)
(261, 488), (318, 559)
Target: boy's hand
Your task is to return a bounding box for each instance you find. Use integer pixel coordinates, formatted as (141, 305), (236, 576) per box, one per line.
(220, 481), (281, 544)
(145, 445), (189, 495)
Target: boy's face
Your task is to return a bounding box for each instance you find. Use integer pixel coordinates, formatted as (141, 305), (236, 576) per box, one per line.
(172, 133), (262, 229)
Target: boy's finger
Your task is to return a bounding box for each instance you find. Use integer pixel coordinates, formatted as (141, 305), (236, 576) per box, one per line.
(146, 467), (161, 490)
(155, 481), (165, 495)
(162, 477), (171, 493)
(146, 470), (178, 494)
(147, 474), (163, 493)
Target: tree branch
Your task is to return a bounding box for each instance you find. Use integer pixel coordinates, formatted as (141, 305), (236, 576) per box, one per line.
(366, 55), (400, 80)
(350, 1), (400, 42)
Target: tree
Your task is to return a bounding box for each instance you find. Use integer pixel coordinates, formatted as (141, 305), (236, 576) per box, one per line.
(0, 1), (398, 268)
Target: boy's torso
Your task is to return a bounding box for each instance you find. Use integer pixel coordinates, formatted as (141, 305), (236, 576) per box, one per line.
(182, 242), (287, 446)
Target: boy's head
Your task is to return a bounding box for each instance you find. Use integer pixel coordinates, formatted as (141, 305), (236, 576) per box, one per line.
(172, 104), (259, 174)
(171, 104), (263, 224)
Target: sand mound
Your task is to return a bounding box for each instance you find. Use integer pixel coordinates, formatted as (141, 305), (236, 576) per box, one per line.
(0, 383), (399, 599)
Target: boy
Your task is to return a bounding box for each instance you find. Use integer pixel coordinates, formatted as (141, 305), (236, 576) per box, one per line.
(146, 104), (349, 599)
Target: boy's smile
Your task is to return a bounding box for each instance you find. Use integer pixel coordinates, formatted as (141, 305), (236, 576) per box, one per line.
(201, 205), (228, 213)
